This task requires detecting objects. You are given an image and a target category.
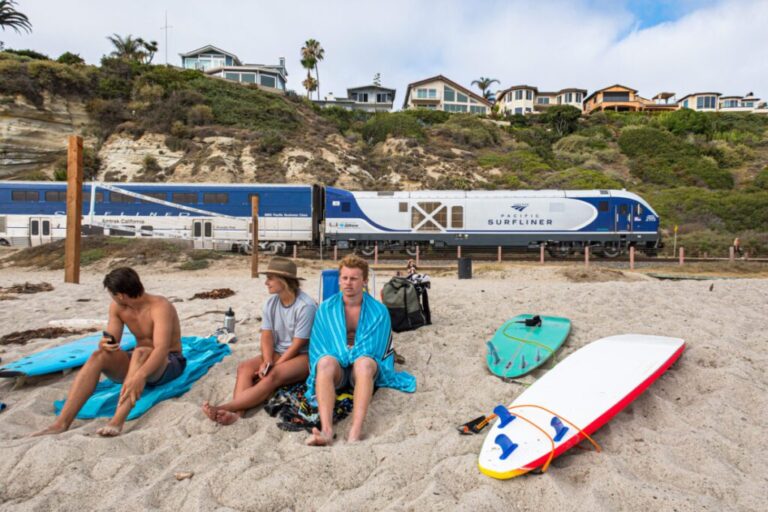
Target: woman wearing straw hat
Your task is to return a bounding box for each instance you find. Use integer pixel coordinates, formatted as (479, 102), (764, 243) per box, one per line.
(202, 257), (317, 425)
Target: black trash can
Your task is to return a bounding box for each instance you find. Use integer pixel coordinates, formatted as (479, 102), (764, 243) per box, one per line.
(458, 257), (472, 279)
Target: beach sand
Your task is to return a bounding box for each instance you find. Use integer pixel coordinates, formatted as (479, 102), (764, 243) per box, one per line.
(0, 260), (766, 511)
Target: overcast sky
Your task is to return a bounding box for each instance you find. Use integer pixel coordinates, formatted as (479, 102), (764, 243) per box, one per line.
(2, 0), (766, 105)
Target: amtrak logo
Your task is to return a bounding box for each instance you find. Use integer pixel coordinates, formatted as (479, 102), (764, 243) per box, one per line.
(510, 203), (529, 212)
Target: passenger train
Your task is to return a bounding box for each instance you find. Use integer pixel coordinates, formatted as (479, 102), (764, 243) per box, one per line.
(0, 181), (662, 257)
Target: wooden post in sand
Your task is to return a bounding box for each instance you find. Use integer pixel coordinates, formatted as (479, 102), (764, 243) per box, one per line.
(333, 245), (338, 261)
(292, 244), (297, 259)
(679, 247), (685, 266)
(415, 245), (420, 267)
(457, 245), (462, 258)
(540, 244), (545, 264)
(374, 242), (379, 265)
(584, 246), (590, 268)
(64, 135), (83, 284)
(497, 246), (502, 263)
(729, 246), (735, 263)
(251, 195), (259, 278)
(629, 246), (635, 270)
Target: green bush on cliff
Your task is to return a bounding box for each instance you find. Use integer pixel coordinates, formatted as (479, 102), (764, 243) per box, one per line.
(432, 115), (501, 148)
(361, 112), (425, 144)
(541, 168), (624, 189)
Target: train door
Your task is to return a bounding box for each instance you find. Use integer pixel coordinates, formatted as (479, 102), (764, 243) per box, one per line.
(613, 201), (633, 233)
(192, 218), (213, 249)
(29, 217), (52, 246)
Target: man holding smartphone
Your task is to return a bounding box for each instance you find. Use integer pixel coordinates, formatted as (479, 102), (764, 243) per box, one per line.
(32, 267), (184, 437)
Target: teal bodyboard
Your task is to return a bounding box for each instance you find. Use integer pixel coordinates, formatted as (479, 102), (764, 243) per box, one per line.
(0, 329), (136, 378)
(485, 314), (571, 379)
(54, 336), (230, 420)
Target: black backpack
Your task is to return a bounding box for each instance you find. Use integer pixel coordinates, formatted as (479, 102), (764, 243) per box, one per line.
(381, 277), (426, 333)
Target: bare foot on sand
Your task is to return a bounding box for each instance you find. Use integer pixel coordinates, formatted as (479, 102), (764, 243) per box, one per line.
(201, 401), (218, 422)
(96, 423), (123, 437)
(30, 423), (68, 437)
(215, 409), (240, 426)
(306, 427), (334, 446)
(347, 428), (363, 443)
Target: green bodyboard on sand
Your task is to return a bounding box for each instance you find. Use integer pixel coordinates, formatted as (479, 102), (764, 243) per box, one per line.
(485, 314), (571, 379)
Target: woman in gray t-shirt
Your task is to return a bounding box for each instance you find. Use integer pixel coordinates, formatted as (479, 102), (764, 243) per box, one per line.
(202, 257), (317, 425)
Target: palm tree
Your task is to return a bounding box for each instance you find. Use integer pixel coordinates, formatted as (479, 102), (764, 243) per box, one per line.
(472, 77), (500, 100)
(136, 38), (158, 64)
(107, 33), (144, 61)
(301, 39), (324, 100)
(0, 0), (31, 34)
(300, 55), (317, 99)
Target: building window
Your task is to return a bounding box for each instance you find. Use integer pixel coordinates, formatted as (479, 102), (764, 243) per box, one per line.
(225, 72), (239, 81)
(603, 92), (630, 102)
(697, 96), (716, 109)
(451, 206), (463, 228)
(743, 101), (754, 107)
(444, 86), (455, 102)
(416, 88), (436, 99)
(565, 92), (573, 103)
(537, 97), (549, 105)
(11, 190), (39, 201)
(45, 190), (67, 202)
(203, 193), (228, 204)
(514, 90), (523, 100)
(355, 92), (368, 102)
(241, 73), (256, 84)
(525, 107), (531, 113)
(444, 104), (468, 113)
(470, 105), (486, 114)
(575, 93), (583, 102)
(260, 75), (276, 88)
(173, 193), (197, 204)
(683, 99), (689, 108)
(722, 99), (738, 108)
(376, 93), (390, 103)
(525, 90), (533, 100)
(456, 92), (468, 103)
(514, 107), (523, 114)
(110, 191), (136, 203)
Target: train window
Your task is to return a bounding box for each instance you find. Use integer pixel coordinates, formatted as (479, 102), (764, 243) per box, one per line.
(341, 202), (351, 213)
(636, 204), (643, 215)
(399, 202), (408, 213)
(31, 221), (39, 235)
(83, 192), (104, 203)
(173, 193), (198, 204)
(12, 190), (39, 201)
(110, 191), (136, 203)
(140, 226), (153, 237)
(619, 204), (628, 215)
(42, 221), (50, 236)
(141, 192), (167, 204)
(451, 206), (463, 228)
(45, 191), (67, 202)
(193, 222), (202, 237)
(203, 193), (228, 204)
(204, 223), (212, 237)
(598, 201), (609, 212)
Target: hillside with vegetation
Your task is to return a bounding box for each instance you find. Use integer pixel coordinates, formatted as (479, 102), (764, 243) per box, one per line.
(1, 50), (768, 255)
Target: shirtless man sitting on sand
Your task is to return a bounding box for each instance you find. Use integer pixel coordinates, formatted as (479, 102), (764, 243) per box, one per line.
(32, 267), (184, 437)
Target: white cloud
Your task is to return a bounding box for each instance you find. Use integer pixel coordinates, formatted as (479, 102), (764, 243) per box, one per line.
(2, 0), (765, 105)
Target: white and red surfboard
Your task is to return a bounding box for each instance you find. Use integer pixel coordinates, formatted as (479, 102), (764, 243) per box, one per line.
(479, 334), (685, 479)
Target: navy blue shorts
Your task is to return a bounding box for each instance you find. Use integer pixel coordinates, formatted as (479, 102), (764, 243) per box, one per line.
(146, 351), (187, 387)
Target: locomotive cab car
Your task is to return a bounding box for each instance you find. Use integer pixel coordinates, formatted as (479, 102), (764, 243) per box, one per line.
(323, 187), (662, 257)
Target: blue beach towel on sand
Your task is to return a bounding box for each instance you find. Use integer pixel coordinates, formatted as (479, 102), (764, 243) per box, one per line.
(54, 336), (230, 421)
(305, 292), (416, 403)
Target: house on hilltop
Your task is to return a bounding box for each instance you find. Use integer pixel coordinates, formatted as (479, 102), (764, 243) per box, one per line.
(495, 85), (587, 115)
(402, 75), (490, 114)
(315, 84), (396, 112)
(180, 44), (288, 93)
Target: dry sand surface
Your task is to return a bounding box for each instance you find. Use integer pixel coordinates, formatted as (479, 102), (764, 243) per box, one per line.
(0, 260), (766, 511)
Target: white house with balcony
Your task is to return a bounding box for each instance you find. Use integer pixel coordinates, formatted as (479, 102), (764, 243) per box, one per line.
(496, 85), (586, 115)
(179, 44), (288, 92)
(403, 75), (490, 114)
(315, 84), (396, 112)
(677, 92), (721, 111)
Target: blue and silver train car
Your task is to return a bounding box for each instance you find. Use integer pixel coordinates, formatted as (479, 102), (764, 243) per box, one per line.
(0, 182), (321, 252)
(323, 187), (662, 257)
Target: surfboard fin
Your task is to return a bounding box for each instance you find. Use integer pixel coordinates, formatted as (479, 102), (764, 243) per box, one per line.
(494, 434), (518, 460)
(486, 341), (501, 365)
(493, 405), (516, 428)
(550, 416), (569, 442)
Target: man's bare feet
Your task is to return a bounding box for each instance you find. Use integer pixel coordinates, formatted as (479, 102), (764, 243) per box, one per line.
(30, 423), (68, 437)
(306, 427), (334, 446)
(96, 423), (123, 437)
(215, 409), (240, 426)
(347, 427), (363, 443)
(201, 401), (218, 422)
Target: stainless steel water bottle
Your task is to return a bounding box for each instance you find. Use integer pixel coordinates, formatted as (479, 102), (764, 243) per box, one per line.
(224, 307), (235, 333)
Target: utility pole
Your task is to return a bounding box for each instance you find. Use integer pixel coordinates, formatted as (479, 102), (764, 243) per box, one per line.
(160, 11), (173, 66)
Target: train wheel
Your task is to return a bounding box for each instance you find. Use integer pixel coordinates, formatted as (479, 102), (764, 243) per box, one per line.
(266, 242), (286, 255)
(600, 244), (622, 258)
(547, 244), (571, 258)
(360, 244), (376, 257)
(405, 244), (419, 257)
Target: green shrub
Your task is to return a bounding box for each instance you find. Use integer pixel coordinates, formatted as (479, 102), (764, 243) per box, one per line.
(317, 106), (370, 133)
(57, 52), (85, 65)
(178, 259), (209, 271)
(541, 105), (582, 137)
(80, 248), (105, 265)
(53, 147), (102, 180)
(402, 108), (450, 125)
(659, 109), (713, 137)
(541, 168), (623, 189)
(753, 167), (768, 189)
(361, 112), (424, 144)
(186, 104), (214, 126)
(256, 130), (286, 155)
(4, 48), (50, 60)
(433, 115), (500, 148)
